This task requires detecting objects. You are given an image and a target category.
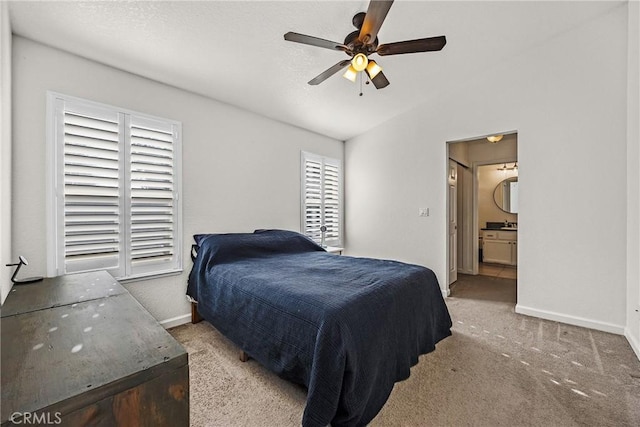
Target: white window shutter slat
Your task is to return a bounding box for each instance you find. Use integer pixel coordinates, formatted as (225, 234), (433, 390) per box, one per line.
(323, 161), (340, 241)
(128, 116), (179, 276)
(50, 93), (181, 280)
(60, 106), (124, 276)
(301, 152), (342, 246)
(303, 156), (323, 242)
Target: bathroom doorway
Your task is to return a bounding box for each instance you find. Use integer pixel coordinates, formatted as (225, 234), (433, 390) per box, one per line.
(446, 132), (518, 291)
(476, 162), (518, 280)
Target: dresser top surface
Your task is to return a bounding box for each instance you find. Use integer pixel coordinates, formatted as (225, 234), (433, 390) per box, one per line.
(1, 271), (187, 421)
(1, 270), (126, 318)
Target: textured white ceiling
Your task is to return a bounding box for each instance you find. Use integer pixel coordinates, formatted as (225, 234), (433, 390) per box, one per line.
(8, 1), (620, 140)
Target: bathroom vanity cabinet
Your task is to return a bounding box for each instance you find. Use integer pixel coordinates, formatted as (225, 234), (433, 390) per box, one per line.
(483, 230), (517, 266)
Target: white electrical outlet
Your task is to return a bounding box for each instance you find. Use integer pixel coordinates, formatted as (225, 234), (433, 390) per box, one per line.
(419, 208), (429, 217)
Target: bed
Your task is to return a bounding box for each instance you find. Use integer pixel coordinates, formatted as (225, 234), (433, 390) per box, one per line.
(187, 229), (452, 427)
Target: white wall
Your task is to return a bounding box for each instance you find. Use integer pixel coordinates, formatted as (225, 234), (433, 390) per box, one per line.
(11, 37), (343, 325)
(626, 0), (640, 358)
(0, 2), (12, 304)
(346, 3), (628, 333)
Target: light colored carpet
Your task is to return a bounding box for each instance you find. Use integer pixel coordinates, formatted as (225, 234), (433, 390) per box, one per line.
(170, 274), (640, 426)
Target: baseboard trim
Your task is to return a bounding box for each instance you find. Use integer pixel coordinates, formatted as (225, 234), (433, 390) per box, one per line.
(624, 328), (640, 361)
(159, 313), (191, 329)
(515, 304), (625, 335)
(442, 287), (451, 298)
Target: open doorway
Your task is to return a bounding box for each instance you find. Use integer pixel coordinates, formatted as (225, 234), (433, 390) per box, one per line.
(446, 133), (518, 296)
(477, 162), (518, 279)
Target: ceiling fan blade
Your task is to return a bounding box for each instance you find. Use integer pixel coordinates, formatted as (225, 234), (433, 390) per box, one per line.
(377, 36), (447, 56)
(308, 60), (352, 85)
(358, 0), (394, 44)
(370, 70), (390, 89)
(284, 32), (348, 51)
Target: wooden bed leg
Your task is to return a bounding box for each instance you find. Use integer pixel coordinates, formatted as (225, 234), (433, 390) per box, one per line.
(239, 350), (249, 362)
(191, 302), (203, 324)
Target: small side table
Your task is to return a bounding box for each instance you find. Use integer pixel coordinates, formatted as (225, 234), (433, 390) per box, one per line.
(325, 246), (344, 255)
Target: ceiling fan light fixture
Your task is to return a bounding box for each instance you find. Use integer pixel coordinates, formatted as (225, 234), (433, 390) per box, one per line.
(487, 134), (504, 143)
(343, 65), (358, 82)
(365, 60), (382, 79)
(283, 1), (447, 89)
(351, 53), (368, 72)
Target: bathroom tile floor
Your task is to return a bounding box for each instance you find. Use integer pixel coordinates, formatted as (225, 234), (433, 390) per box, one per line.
(478, 262), (517, 279)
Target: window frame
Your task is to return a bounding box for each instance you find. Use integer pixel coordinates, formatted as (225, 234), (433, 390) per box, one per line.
(300, 151), (343, 247)
(46, 92), (183, 281)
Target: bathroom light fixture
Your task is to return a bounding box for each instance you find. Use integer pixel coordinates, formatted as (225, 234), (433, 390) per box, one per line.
(487, 134), (504, 143)
(497, 162), (518, 171)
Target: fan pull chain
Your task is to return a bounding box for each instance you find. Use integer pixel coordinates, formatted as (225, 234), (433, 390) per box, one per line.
(359, 72), (363, 97)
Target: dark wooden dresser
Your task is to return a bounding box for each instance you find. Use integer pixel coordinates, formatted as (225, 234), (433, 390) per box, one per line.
(1, 271), (189, 426)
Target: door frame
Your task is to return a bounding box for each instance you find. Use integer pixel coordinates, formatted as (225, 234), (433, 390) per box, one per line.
(447, 159), (458, 287)
(446, 132), (518, 295)
(472, 157), (518, 275)
(458, 165), (474, 275)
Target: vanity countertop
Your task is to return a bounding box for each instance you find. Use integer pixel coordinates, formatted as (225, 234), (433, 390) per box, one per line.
(481, 227), (518, 231)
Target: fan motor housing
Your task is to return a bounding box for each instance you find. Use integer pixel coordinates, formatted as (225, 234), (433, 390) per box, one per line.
(344, 30), (378, 55)
(352, 12), (366, 29)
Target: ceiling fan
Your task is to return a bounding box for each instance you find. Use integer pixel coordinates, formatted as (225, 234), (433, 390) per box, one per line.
(284, 0), (446, 90)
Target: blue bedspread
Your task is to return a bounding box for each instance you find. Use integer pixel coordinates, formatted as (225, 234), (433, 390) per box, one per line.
(187, 230), (452, 427)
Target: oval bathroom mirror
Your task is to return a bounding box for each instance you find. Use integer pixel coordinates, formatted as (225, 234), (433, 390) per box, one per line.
(494, 177), (519, 214)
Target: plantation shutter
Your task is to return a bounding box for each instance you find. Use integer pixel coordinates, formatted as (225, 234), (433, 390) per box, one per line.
(301, 152), (341, 246)
(50, 94), (182, 280)
(59, 100), (125, 276)
(128, 116), (179, 276)
(322, 159), (340, 243)
(303, 156), (323, 242)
